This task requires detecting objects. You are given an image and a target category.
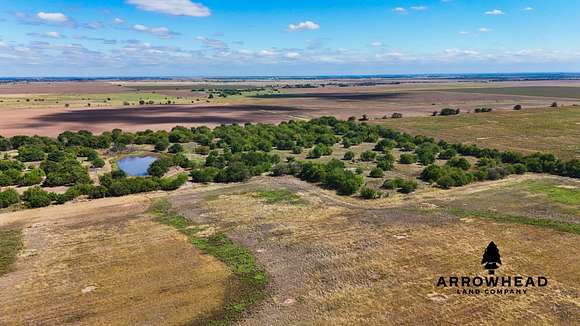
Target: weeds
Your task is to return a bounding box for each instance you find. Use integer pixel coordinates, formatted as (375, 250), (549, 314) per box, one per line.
(0, 229), (23, 276)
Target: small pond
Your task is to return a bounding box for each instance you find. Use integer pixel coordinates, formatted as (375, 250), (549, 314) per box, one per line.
(117, 156), (157, 176)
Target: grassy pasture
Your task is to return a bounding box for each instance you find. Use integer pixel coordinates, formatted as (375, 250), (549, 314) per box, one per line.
(0, 229), (22, 276)
(442, 86), (580, 99)
(376, 106), (580, 159)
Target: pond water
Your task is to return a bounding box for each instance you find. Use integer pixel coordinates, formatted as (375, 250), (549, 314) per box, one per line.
(117, 156), (157, 176)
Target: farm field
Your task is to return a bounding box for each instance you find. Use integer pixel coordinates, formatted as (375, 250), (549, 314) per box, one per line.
(442, 86), (580, 99)
(0, 80), (579, 325)
(2, 80), (580, 137)
(377, 106), (580, 160)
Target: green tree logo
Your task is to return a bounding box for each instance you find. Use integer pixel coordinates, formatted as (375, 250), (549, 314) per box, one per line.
(481, 241), (502, 275)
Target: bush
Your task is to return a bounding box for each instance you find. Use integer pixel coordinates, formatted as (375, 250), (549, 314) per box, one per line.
(159, 173), (188, 191)
(168, 143), (184, 154)
(382, 178), (402, 190)
(154, 138), (170, 152)
(17, 145), (45, 162)
(399, 153), (417, 164)
(191, 167), (220, 183)
(439, 108), (460, 116)
(369, 167), (384, 178)
(374, 139), (395, 152)
(551, 102), (558, 108)
(18, 168), (45, 186)
(376, 153), (395, 171)
(343, 151), (355, 161)
(446, 157), (471, 171)
(0, 188), (20, 208)
(322, 165), (363, 195)
(91, 157), (105, 168)
(420, 164), (444, 183)
(398, 180), (418, 194)
(508, 163), (527, 175)
(22, 186), (52, 208)
(438, 149), (457, 160)
(360, 150), (377, 162)
(215, 162), (251, 183)
(360, 187), (381, 199)
(292, 146), (303, 154)
(355, 167), (364, 175)
(391, 112), (403, 119)
(148, 157), (172, 177)
(513, 104), (522, 110)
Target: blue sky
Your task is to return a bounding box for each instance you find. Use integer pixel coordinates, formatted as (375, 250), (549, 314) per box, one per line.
(0, 0), (579, 76)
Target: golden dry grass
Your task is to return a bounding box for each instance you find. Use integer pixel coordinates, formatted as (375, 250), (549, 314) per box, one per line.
(0, 195), (231, 325)
(167, 178), (580, 325)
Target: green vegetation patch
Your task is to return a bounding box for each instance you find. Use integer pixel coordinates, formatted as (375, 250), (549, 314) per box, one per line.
(526, 181), (580, 206)
(0, 229), (23, 276)
(251, 189), (306, 205)
(150, 199), (267, 325)
(451, 208), (580, 235)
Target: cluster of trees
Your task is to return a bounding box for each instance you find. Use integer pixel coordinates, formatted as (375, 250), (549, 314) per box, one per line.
(191, 150), (280, 184)
(433, 108), (460, 116)
(474, 108), (493, 113)
(382, 178), (418, 193)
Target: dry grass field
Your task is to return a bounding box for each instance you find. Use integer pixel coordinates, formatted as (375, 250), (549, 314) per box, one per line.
(0, 194), (232, 325)
(377, 106), (580, 160)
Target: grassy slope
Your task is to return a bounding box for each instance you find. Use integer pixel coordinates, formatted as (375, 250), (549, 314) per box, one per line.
(0, 229), (23, 276)
(376, 106), (580, 159)
(150, 199), (267, 326)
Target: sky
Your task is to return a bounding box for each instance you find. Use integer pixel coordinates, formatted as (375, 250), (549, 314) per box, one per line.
(0, 0), (579, 77)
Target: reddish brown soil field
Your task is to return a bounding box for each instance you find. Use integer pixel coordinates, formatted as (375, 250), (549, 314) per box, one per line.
(0, 82), (131, 95)
(1, 82), (578, 137)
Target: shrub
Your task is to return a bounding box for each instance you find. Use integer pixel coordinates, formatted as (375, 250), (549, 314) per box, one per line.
(323, 166), (363, 195)
(343, 151), (355, 161)
(292, 146), (303, 154)
(154, 138), (170, 152)
(508, 163), (527, 175)
(391, 112), (403, 119)
(148, 158), (172, 177)
(18, 168), (45, 186)
(360, 150), (377, 162)
(369, 167), (384, 178)
(376, 153), (395, 171)
(91, 157), (105, 168)
(355, 167), (364, 175)
(215, 162), (251, 183)
(439, 108), (460, 116)
(374, 139), (395, 152)
(446, 157), (471, 171)
(0, 189), (20, 208)
(360, 186), (381, 199)
(551, 102), (558, 108)
(438, 149), (457, 160)
(17, 145), (45, 162)
(420, 164), (444, 183)
(398, 179), (418, 194)
(22, 186), (52, 208)
(513, 104), (522, 110)
(399, 153), (417, 164)
(168, 143), (184, 154)
(159, 173), (188, 191)
(191, 167), (220, 182)
(382, 178), (402, 189)
(194, 146), (210, 155)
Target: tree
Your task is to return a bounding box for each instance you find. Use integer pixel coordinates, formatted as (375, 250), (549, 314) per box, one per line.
(513, 104), (522, 110)
(168, 143), (184, 154)
(17, 145), (45, 162)
(22, 186), (52, 208)
(360, 150), (377, 162)
(551, 102), (558, 108)
(446, 157), (471, 171)
(0, 188), (20, 208)
(154, 138), (170, 152)
(191, 167), (220, 182)
(481, 241), (502, 275)
(391, 112), (403, 119)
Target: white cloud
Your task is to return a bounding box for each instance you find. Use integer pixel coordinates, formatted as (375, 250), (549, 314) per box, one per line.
(478, 27), (491, 33)
(485, 9), (505, 16)
(459, 31), (470, 35)
(523, 7), (534, 11)
(37, 12), (69, 23)
(258, 49), (276, 57)
(284, 52), (301, 59)
(410, 6), (428, 11)
(132, 24), (177, 38)
(393, 7), (407, 14)
(113, 18), (125, 24)
(287, 21), (320, 32)
(370, 41), (383, 47)
(126, 0), (211, 17)
(45, 31), (63, 39)
(196, 36), (228, 49)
